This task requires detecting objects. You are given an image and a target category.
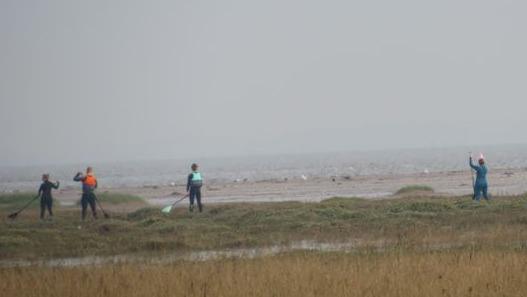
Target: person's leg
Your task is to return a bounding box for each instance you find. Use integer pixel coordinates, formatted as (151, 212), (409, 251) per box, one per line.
(196, 187), (202, 212)
(89, 193), (98, 219)
(47, 198), (53, 217)
(474, 185), (482, 201)
(483, 185), (489, 200)
(189, 188), (196, 212)
(81, 194), (88, 220)
(40, 198), (46, 219)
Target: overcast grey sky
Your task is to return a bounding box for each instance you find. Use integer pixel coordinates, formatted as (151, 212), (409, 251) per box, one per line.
(1, 0), (526, 166)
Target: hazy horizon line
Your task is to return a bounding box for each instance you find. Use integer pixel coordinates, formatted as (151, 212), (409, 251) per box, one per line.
(2, 141), (526, 169)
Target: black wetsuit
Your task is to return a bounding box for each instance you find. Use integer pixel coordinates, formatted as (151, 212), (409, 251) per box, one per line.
(187, 173), (203, 212)
(38, 181), (59, 219)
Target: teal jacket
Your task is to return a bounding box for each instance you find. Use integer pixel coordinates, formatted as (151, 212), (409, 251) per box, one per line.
(187, 171), (203, 191)
(470, 159), (488, 186)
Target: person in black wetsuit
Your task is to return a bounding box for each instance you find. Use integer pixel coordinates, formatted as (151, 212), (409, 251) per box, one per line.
(187, 163), (203, 212)
(38, 174), (59, 220)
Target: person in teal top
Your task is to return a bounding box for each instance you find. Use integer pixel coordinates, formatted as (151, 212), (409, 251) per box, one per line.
(187, 163), (203, 212)
(470, 155), (489, 201)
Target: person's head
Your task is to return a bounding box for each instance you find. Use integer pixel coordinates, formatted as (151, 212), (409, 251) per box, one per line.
(191, 163), (198, 171)
(478, 158), (485, 165)
(86, 167), (93, 174)
(42, 174), (49, 181)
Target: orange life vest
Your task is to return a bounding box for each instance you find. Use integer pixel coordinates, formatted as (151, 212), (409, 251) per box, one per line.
(83, 174), (97, 188)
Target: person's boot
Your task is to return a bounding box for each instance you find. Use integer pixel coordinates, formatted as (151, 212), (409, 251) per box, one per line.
(189, 204), (194, 212)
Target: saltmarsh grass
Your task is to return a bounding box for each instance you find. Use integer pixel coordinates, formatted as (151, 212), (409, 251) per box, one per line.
(1, 249), (527, 297)
(0, 193), (39, 210)
(93, 192), (145, 205)
(0, 192), (145, 209)
(3, 194), (527, 296)
(2, 194), (527, 259)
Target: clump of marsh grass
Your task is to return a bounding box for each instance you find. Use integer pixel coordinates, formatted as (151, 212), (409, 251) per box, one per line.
(395, 185), (434, 195)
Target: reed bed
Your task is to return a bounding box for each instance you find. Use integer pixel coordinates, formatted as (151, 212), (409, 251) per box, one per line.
(2, 249), (527, 297)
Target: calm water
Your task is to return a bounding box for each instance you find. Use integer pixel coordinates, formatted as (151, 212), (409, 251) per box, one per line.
(1, 144), (526, 192)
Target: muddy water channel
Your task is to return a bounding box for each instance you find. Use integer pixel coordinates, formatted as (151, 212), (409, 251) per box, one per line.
(0, 240), (373, 268)
(0, 240), (471, 268)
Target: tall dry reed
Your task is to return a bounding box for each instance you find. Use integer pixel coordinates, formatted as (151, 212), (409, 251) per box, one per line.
(2, 250), (527, 297)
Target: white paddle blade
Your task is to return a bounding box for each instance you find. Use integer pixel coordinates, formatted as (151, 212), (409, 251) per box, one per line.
(161, 205), (173, 214)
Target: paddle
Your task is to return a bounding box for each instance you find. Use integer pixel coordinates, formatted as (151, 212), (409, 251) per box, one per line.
(161, 194), (189, 214)
(94, 196), (111, 219)
(7, 195), (40, 220)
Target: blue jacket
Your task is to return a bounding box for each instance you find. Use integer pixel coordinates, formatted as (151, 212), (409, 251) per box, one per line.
(470, 159), (488, 186)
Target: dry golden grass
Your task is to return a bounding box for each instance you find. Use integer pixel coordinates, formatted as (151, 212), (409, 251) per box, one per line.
(2, 249), (527, 297)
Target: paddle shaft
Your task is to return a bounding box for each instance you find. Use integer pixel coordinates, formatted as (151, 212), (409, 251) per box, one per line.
(15, 195), (39, 214)
(171, 195), (189, 207)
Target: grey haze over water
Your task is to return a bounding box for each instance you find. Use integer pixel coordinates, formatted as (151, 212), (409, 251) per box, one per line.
(1, 145), (526, 192)
(1, 1), (527, 167)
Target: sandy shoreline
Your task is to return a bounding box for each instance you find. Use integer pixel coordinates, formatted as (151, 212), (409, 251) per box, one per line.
(21, 167), (525, 207)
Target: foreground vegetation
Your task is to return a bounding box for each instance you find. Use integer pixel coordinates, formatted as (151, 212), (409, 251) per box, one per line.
(3, 189), (527, 296)
(2, 249), (527, 297)
(2, 190), (527, 260)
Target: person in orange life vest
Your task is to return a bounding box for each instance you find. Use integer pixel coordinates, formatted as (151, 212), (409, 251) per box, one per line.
(74, 167), (98, 220)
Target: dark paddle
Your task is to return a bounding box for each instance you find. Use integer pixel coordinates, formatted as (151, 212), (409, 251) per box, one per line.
(7, 195), (40, 220)
(94, 197), (110, 219)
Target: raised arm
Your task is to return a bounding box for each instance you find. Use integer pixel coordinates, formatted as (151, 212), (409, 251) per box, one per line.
(73, 172), (84, 182)
(469, 158), (479, 171)
(52, 181), (60, 189)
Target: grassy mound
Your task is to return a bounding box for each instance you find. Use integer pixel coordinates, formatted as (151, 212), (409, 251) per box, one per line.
(395, 185), (434, 195)
(2, 195), (527, 260)
(388, 201), (453, 213)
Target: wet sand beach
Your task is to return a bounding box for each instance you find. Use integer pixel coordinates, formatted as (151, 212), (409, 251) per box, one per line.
(44, 167), (527, 207)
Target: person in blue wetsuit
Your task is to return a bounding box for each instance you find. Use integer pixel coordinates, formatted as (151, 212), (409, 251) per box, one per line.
(470, 156), (489, 201)
(187, 163), (203, 212)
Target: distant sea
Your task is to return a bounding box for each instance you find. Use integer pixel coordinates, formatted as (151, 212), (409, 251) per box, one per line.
(1, 144), (526, 192)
